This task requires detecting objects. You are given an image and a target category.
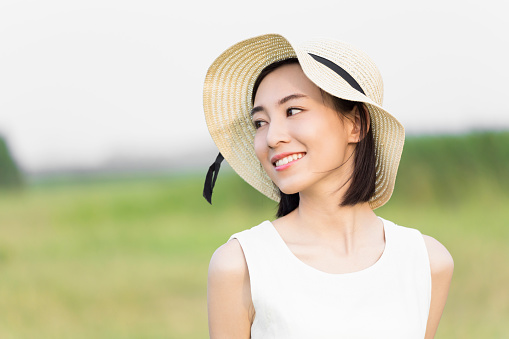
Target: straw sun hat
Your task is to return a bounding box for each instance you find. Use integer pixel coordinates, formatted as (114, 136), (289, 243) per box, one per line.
(203, 33), (405, 209)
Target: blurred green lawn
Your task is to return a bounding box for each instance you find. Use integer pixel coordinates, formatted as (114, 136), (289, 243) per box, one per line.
(0, 132), (508, 338)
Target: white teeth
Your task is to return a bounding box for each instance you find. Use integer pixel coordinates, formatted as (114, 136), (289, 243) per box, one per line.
(275, 153), (305, 167)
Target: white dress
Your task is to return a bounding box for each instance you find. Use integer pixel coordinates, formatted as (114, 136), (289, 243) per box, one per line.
(229, 217), (431, 339)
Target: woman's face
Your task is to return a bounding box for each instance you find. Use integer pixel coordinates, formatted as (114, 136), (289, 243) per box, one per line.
(252, 63), (359, 196)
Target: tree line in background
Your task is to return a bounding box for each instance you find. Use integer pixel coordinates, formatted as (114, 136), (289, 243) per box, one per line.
(0, 135), (23, 189)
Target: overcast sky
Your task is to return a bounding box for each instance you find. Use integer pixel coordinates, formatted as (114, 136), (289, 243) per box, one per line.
(0, 0), (508, 173)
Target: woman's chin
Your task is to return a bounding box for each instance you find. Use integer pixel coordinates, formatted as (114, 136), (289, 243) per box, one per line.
(271, 174), (313, 196)
(275, 181), (306, 196)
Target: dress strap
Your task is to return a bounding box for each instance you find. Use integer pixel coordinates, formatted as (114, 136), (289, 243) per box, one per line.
(229, 221), (285, 298)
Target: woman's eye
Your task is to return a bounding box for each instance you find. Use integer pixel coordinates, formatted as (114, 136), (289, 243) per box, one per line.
(253, 120), (266, 129)
(287, 107), (302, 116)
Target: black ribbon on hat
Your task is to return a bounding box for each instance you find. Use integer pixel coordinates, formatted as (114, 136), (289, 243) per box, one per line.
(203, 152), (224, 204)
(308, 53), (366, 95)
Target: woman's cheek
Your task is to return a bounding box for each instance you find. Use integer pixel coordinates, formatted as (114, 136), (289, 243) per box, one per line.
(254, 133), (276, 178)
(253, 134), (266, 164)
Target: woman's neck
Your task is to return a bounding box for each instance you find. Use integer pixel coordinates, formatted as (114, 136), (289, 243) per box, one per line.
(279, 190), (380, 251)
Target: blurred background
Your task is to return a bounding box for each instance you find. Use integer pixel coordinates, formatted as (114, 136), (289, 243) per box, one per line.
(0, 0), (508, 338)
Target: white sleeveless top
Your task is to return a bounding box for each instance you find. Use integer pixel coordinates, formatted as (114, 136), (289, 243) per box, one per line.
(229, 217), (431, 339)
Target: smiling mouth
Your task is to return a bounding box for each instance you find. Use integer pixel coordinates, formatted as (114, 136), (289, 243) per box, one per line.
(273, 153), (306, 167)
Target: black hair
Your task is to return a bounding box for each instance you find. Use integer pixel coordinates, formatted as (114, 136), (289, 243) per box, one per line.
(252, 58), (301, 105)
(251, 58), (376, 218)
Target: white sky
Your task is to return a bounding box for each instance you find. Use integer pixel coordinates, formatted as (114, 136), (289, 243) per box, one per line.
(0, 0), (508, 172)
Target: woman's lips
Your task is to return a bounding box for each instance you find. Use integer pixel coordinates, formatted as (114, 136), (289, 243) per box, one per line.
(273, 153), (306, 171)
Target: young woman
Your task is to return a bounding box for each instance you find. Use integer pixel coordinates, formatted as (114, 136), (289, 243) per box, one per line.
(202, 34), (453, 338)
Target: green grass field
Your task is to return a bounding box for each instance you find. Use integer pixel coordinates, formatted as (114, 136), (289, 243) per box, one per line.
(0, 132), (508, 338)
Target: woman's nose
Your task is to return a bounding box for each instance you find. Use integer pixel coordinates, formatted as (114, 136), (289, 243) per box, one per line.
(266, 118), (291, 149)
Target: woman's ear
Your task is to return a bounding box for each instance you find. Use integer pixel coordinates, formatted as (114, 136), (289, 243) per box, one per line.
(347, 105), (362, 143)
(348, 104), (370, 143)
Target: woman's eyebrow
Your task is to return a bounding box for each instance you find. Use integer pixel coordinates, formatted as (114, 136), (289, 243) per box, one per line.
(278, 93), (307, 106)
(250, 106), (264, 117)
(251, 93), (308, 116)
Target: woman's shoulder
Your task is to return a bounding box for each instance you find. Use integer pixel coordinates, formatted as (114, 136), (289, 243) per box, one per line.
(421, 234), (454, 276)
(208, 220), (270, 276)
(383, 218), (454, 273)
(209, 220), (274, 279)
(208, 238), (248, 280)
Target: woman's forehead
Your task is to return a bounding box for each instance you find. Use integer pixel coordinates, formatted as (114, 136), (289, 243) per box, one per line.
(254, 64), (322, 106)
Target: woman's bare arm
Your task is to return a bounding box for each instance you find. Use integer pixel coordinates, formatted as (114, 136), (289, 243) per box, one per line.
(423, 235), (454, 339)
(207, 239), (254, 338)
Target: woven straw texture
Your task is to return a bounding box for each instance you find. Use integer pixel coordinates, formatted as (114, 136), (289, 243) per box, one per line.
(203, 34), (405, 209)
